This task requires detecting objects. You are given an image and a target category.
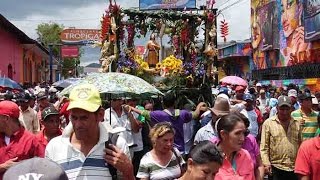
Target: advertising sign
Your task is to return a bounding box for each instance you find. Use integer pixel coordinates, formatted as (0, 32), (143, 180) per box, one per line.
(60, 29), (100, 45)
(61, 46), (79, 58)
(303, 0), (320, 42)
(139, 0), (196, 10)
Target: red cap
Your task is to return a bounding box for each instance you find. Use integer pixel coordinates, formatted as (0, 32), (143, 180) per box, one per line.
(235, 86), (245, 92)
(0, 100), (20, 119)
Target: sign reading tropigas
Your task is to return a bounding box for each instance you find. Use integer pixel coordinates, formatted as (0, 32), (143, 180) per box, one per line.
(60, 29), (100, 44)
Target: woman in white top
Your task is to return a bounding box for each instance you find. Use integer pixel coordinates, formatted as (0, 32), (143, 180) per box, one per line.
(137, 122), (185, 180)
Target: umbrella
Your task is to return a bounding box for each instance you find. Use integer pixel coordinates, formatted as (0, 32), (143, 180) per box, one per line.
(220, 76), (248, 87)
(60, 72), (163, 96)
(0, 77), (22, 90)
(52, 78), (82, 89)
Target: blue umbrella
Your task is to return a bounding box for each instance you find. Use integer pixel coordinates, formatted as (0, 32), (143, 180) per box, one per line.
(0, 77), (22, 90)
(52, 78), (82, 88)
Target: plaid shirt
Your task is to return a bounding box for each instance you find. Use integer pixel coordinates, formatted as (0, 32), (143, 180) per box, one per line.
(260, 115), (301, 171)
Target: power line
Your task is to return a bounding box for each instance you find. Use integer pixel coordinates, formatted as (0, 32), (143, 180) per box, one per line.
(9, 18), (98, 22)
(216, 0), (233, 10)
(218, 0), (247, 14)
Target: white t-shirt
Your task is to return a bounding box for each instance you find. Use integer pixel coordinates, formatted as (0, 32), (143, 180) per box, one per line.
(104, 108), (134, 146)
(131, 112), (143, 152)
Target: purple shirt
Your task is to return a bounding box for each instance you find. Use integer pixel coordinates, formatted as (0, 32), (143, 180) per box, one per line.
(211, 134), (259, 168)
(150, 109), (192, 152)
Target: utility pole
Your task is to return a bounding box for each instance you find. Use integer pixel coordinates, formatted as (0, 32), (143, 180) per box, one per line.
(48, 44), (53, 83)
(213, 8), (218, 86)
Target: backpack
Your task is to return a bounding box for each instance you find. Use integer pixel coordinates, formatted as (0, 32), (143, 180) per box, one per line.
(105, 133), (119, 180)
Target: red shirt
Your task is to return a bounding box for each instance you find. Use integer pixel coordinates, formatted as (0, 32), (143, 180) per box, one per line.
(295, 137), (320, 180)
(35, 128), (62, 152)
(0, 127), (44, 178)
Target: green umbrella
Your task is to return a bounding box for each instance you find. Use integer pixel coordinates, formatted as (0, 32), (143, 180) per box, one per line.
(59, 72), (163, 96)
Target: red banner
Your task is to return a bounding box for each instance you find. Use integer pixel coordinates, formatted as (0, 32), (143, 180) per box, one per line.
(61, 46), (79, 58)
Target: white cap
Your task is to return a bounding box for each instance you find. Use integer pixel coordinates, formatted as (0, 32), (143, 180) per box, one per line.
(312, 97), (319, 105)
(49, 86), (58, 93)
(288, 89), (298, 98)
(256, 83), (262, 87)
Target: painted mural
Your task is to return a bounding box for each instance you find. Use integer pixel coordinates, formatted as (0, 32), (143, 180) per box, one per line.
(303, 0), (320, 42)
(251, 0), (320, 70)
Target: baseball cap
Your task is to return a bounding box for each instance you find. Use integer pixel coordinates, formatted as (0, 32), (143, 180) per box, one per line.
(3, 157), (68, 180)
(312, 97), (319, 105)
(218, 87), (229, 96)
(41, 106), (59, 121)
(243, 93), (254, 101)
(259, 89), (266, 94)
(256, 83), (262, 87)
(0, 100), (20, 119)
(235, 86), (245, 92)
(288, 89), (297, 98)
(298, 92), (315, 100)
(67, 83), (102, 112)
(16, 93), (31, 103)
(37, 91), (47, 100)
(278, 96), (292, 107)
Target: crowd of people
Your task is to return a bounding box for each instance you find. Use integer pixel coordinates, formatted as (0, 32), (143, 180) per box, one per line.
(0, 81), (320, 180)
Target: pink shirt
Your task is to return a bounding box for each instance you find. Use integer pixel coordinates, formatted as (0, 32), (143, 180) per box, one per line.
(214, 148), (255, 180)
(211, 135), (259, 168)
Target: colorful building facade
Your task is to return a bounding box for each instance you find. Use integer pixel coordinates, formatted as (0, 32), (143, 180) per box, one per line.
(218, 40), (252, 81)
(0, 14), (58, 84)
(251, 0), (320, 91)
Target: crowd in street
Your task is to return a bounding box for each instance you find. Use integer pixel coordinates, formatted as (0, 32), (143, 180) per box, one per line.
(0, 81), (320, 180)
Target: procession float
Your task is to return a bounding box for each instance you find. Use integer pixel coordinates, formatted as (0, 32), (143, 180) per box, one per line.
(97, 0), (218, 106)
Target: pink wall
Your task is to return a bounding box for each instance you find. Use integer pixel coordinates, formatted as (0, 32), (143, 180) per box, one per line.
(0, 28), (23, 83)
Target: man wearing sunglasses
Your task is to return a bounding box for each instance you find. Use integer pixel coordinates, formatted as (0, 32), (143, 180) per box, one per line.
(260, 96), (301, 180)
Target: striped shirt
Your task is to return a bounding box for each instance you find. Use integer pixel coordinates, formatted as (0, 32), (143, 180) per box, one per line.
(137, 148), (184, 180)
(291, 109), (318, 141)
(260, 115), (301, 171)
(45, 123), (130, 180)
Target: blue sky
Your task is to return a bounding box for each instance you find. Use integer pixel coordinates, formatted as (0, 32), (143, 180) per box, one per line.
(0, 0), (250, 66)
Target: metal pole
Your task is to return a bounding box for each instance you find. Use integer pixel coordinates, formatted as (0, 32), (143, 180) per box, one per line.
(213, 9), (218, 86)
(49, 44), (53, 83)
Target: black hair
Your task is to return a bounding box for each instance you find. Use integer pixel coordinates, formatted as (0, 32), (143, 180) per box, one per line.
(162, 92), (175, 108)
(189, 140), (223, 165)
(216, 112), (248, 140)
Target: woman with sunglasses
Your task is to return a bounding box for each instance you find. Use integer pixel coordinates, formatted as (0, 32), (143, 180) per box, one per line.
(177, 140), (223, 180)
(137, 122), (185, 180)
(213, 112), (255, 180)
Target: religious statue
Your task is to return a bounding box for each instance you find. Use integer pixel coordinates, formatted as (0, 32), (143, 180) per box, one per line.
(144, 34), (160, 67)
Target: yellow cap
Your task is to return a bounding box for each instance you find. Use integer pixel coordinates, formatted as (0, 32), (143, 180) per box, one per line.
(67, 83), (102, 112)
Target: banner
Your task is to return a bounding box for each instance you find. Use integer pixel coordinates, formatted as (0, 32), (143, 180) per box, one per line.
(139, 0), (196, 10)
(60, 29), (100, 45)
(61, 46), (79, 58)
(303, 0), (320, 42)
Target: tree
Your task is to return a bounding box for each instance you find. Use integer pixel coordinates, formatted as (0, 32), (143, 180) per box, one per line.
(36, 22), (82, 78)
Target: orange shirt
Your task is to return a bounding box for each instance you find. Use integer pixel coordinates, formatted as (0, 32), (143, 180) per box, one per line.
(295, 137), (320, 180)
(215, 148), (255, 180)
